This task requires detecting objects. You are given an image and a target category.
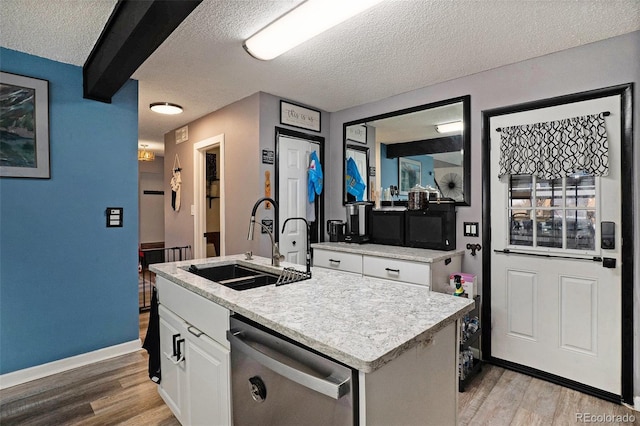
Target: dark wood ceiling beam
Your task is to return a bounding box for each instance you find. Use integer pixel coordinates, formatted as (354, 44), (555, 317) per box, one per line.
(83, 0), (202, 103)
(385, 135), (463, 158)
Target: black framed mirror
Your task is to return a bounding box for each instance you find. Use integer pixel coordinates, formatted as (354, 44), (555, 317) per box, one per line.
(343, 95), (471, 206)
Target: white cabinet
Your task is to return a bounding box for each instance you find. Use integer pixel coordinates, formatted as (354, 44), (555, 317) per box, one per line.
(158, 305), (187, 420)
(363, 255), (431, 288)
(313, 249), (363, 274)
(314, 246), (462, 292)
(157, 277), (231, 426)
(184, 325), (230, 426)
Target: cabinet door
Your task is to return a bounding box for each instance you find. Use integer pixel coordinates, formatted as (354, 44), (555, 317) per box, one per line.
(158, 306), (187, 422)
(313, 249), (362, 274)
(186, 328), (231, 426)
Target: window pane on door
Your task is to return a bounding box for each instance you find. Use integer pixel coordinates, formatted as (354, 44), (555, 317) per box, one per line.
(510, 175), (532, 208)
(536, 178), (562, 207)
(566, 209), (596, 250)
(511, 209), (533, 246)
(566, 175), (596, 207)
(536, 209), (562, 248)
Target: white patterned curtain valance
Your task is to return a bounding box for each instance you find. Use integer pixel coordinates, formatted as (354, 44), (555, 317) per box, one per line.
(498, 113), (608, 179)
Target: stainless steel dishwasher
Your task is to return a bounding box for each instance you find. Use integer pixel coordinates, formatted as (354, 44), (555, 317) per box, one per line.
(227, 315), (356, 426)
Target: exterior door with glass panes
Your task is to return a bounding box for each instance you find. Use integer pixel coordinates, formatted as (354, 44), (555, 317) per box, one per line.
(489, 95), (622, 395)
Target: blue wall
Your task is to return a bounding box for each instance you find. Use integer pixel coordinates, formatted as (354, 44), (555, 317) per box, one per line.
(380, 144), (435, 199)
(0, 48), (139, 374)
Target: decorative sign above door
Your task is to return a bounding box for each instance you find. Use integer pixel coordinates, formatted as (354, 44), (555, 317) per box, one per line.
(280, 101), (320, 132)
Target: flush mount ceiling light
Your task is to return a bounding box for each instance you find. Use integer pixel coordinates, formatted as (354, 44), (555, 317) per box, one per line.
(243, 0), (384, 61)
(435, 121), (464, 134)
(150, 102), (183, 115)
(138, 144), (155, 162)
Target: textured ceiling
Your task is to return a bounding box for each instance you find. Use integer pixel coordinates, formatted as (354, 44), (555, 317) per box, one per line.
(1, 0), (639, 154)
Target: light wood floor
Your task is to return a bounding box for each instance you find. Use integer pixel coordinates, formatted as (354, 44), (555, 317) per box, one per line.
(0, 312), (179, 426)
(1, 312), (637, 425)
(458, 364), (638, 425)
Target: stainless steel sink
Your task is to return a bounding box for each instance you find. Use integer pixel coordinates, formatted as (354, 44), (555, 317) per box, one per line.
(187, 263), (280, 291)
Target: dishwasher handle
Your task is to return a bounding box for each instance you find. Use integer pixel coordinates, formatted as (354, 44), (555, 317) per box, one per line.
(227, 330), (350, 400)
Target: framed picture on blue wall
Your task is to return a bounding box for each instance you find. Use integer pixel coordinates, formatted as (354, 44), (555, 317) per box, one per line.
(0, 71), (50, 178)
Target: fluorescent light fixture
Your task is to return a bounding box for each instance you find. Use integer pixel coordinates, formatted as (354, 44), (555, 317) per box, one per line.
(435, 121), (463, 134)
(150, 102), (183, 115)
(244, 0), (384, 61)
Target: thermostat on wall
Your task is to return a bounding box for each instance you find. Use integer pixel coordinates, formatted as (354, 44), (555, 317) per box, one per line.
(106, 207), (123, 227)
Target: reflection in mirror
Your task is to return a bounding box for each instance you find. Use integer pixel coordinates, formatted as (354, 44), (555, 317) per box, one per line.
(343, 95), (470, 205)
(345, 144), (369, 202)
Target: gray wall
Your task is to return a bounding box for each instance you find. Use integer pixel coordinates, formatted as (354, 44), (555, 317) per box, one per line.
(163, 92), (330, 259)
(327, 31), (640, 400)
(139, 157), (165, 244)
(163, 93), (261, 255)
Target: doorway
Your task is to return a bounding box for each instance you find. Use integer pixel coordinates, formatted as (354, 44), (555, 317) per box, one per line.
(205, 147), (221, 257)
(275, 127), (325, 265)
(482, 84), (634, 404)
(193, 134), (225, 259)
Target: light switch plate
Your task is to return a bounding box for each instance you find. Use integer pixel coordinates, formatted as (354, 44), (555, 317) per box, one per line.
(464, 222), (479, 237)
(106, 207), (123, 227)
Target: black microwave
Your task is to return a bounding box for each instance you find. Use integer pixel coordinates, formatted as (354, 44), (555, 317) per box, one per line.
(404, 203), (456, 251)
(369, 209), (405, 246)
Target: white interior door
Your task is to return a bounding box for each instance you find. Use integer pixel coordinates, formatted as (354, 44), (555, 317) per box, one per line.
(278, 135), (317, 265)
(489, 95), (622, 395)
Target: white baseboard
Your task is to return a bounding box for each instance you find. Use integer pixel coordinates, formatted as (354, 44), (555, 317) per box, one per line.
(0, 339), (142, 390)
(633, 396), (640, 412)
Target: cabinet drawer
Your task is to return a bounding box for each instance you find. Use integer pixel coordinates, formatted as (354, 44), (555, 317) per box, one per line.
(157, 276), (230, 349)
(313, 249), (362, 274)
(363, 255), (431, 287)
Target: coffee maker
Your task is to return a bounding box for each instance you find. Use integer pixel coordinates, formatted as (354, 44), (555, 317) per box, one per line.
(344, 202), (372, 243)
(326, 220), (346, 242)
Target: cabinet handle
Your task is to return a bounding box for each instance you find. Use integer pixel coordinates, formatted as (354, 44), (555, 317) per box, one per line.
(385, 267), (400, 273)
(329, 259), (341, 264)
(176, 338), (185, 360)
(172, 333), (181, 357)
(187, 325), (204, 337)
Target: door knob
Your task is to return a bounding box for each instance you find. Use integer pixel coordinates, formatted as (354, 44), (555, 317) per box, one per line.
(292, 240), (297, 246)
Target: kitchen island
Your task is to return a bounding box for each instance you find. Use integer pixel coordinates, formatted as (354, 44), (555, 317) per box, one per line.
(151, 254), (474, 425)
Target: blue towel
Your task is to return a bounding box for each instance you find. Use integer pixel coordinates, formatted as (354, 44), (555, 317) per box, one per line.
(346, 157), (366, 201)
(308, 151), (323, 203)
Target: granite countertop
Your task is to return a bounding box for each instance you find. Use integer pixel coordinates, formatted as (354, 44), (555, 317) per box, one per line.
(151, 254), (474, 373)
(311, 242), (465, 263)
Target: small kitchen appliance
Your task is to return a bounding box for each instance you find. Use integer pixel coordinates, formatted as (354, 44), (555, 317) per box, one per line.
(326, 220), (346, 242)
(344, 202), (372, 243)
